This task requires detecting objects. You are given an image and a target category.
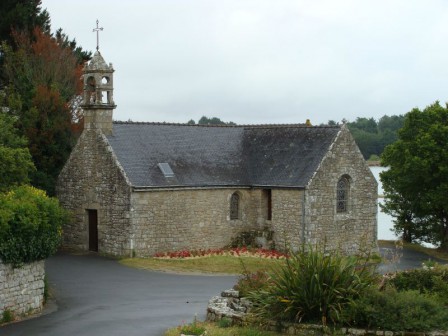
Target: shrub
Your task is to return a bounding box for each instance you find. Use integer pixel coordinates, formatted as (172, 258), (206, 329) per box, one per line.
(178, 316), (206, 335)
(217, 317), (233, 328)
(234, 270), (272, 297)
(0, 185), (67, 267)
(386, 266), (448, 304)
(389, 266), (448, 292)
(247, 245), (377, 325)
(1, 308), (14, 324)
(341, 287), (448, 331)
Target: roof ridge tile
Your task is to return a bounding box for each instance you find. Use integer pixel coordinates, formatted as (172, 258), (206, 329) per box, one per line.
(112, 120), (340, 129)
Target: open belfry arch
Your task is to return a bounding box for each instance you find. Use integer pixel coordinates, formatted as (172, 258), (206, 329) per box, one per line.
(81, 20), (116, 135)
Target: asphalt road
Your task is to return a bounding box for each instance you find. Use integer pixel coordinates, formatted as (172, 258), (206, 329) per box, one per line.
(1, 253), (237, 336)
(377, 245), (445, 273)
(2, 246), (445, 336)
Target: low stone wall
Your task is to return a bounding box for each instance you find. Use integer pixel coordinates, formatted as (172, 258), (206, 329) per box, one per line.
(207, 289), (251, 324)
(207, 289), (448, 336)
(0, 260), (45, 320)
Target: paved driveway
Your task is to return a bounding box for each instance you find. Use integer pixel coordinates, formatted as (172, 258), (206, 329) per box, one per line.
(2, 246), (445, 336)
(2, 253), (237, 336)
(377, 245), (446, 273)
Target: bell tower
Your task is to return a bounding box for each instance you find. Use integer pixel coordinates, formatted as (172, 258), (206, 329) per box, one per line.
(81, 21), (116, 135)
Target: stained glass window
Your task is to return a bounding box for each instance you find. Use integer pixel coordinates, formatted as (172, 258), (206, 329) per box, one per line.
(337, 176), (350, 213)
(230, 193), (240, 220)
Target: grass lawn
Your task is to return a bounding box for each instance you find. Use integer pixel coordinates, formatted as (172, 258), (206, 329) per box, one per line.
(119, 255), (284, 275)
(164, 321), (284, 336)
(121, 241), (448, 276)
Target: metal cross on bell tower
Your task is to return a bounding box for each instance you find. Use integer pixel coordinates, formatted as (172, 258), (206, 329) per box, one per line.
(93, 19), (104, 51)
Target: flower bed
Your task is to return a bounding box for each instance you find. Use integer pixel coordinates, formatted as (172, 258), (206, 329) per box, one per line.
(153, 247), (288, 260)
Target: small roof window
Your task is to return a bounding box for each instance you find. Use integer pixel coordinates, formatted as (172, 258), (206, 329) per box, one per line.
(158, 163), (175, 178)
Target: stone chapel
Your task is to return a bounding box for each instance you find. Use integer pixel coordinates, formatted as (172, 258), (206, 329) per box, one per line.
(56, 51), (378, 257)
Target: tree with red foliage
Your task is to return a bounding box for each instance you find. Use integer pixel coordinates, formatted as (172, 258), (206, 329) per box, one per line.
(2, 27), (88, 194)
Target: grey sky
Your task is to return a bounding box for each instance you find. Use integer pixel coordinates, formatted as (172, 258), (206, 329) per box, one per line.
(42, 0), (448, 125)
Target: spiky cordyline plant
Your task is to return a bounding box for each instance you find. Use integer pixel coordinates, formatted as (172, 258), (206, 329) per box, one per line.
(247, 244), (378, 326)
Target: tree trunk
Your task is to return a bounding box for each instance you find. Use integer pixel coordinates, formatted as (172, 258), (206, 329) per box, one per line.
(440, 218), (448, 250)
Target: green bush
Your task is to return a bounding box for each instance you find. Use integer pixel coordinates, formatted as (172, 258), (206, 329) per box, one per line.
(178, 316), (206, 335)
(341, 287), (448, 331)
(217, 317), (233, 328)
(0, 185), (66, 267)
(247, 246), (377, 325)
(235, 270), (272, 297)
(389, 267), (448, 292)
(387, 266), (448, 304)
(1, 308), (14, 324)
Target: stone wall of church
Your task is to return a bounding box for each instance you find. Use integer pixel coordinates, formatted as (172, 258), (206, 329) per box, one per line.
(0, 260), (45, 319)
(57, 126), (375, 257)
(305, 126), (378, 254)
(56, 130), (132, 256)
(131, 188), (275, 256)
(270, 189), (304, 251)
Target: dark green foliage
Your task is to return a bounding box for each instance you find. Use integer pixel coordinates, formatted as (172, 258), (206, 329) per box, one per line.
(0, 1), (50, 41)
(341, 288), (448, 332)
(346, 115), (405, 159)
(390, 268), (444, 292)
(0, 0), (50, 85)
(43, 274), (49, 303)
(341, 267), (448, 331)
(217, 317), (233, 328)
(234, 270), (272, 297)
(247, 246), (376, 325)
(197, 116), (236, 125)
(178, 316), (206, 335)
(0, 185), (66, 266)
(0, 110), (35, 192)
(53, 28), (91, 63)
(0, 1), (90, 195)
(387, 266), (448, 304)
(1, 308), (14, 324)
(0, 145), (35, 192)
(381, 102), (448, 247)
(2, 27), (86, 195)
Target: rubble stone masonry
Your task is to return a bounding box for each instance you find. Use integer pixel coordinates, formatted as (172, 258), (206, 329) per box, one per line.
(0, 260), (45, 319)
(57, 126), (377, 257)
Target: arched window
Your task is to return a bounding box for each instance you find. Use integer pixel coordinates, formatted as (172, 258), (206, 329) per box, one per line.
(336, 175), (350, 213)
(230, 192), (240, 220)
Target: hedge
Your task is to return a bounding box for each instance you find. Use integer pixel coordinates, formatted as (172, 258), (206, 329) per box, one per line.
(0, 185), (67, 267)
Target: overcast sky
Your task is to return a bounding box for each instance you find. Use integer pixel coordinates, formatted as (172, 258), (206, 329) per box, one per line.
(42, 0), (448, 125)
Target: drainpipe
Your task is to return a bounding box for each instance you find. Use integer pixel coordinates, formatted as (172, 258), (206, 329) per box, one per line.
(301, 188), (306, 248)
(130, 204), (135, 258)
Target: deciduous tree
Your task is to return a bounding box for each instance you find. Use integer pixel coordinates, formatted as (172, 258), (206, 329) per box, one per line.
(381, 102), (448, 248)
(0, 93), (35, 192)
(2, 27), (86, 194)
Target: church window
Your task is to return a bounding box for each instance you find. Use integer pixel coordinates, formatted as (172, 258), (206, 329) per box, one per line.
(263, 189), (272, 220)
(230, 192), (240, 220)
(336, 175), (350, 213)
(158, 162), (175, 178)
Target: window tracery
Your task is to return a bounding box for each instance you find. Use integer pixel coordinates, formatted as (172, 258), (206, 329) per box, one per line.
(230, 192), (240, 220)
(337, 176), (350, 213)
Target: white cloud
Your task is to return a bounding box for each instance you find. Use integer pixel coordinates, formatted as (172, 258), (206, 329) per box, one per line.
(42, 0), (448, 124)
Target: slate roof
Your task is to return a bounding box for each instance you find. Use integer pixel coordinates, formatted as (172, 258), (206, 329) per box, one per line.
(105, 122), (340, 189)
